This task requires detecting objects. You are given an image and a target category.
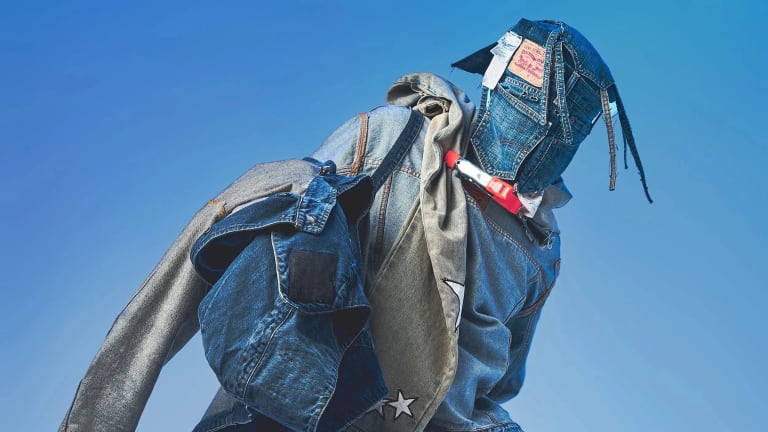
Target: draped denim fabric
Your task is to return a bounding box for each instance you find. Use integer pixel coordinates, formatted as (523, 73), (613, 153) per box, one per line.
(61, 68), (588, 432)
(453, 19), (651, 200)
(190, 167), (387, 432)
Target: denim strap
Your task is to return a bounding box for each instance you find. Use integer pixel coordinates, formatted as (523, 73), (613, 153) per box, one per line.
(350, 112), (370, 176)
(370, 108), (425, 191)
(600, 88), (618, 191)
(609, 85), (653, 203)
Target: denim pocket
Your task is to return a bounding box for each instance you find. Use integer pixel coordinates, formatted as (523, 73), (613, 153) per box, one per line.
(497, 75), (546, 123)
(471, 87), (548, 181)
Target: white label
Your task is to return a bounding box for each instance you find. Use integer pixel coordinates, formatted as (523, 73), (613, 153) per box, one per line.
(482, 31), (523, 89)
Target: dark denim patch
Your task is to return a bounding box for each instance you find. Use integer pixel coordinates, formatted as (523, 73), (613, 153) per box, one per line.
(288, 250), (338, 305)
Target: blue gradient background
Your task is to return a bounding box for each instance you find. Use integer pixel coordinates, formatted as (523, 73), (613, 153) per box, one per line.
(2, 1), (766, 430)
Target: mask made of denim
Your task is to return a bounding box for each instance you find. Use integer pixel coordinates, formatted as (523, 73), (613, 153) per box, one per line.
(453, 19), (651, 202)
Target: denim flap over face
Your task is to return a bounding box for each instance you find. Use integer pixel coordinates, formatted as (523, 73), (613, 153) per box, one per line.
(459, 18), (638, 196)
(466, 19), (565, 184)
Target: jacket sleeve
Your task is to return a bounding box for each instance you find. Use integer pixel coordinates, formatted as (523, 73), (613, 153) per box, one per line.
(59, 160), (320, 432)
(59, 202), (220, 432)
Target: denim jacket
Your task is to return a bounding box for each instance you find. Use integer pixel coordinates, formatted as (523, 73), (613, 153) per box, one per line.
(62, 18), (647, 430)
(59, 73), (569, 432)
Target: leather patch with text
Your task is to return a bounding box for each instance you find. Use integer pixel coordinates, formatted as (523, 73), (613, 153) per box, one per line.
(507, 39), (546, 87)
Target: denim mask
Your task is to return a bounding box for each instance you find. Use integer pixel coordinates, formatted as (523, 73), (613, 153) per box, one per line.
(453, 19), (651, 202)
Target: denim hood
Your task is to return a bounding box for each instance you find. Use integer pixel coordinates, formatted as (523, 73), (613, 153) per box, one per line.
(453, 18), (651, 202)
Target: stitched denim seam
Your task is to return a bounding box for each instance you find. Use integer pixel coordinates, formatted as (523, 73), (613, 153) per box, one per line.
(465, 196), (538, 272)
(470, 107), (496, 174)
(237, 303), (293, 400)
(366, 156), (423, 179)
(562, 39), (613, 89)
(234, 233), (295, 398)
(501, 76), (543, 97)
(518, 134), (557, 191)
(502, 294), (529, 326)
(517, 277), (554, 317)
(495, 84), (545, 124)
(374, 175), (393, 267)
(498, 300), (540, 399)
(196, 218), (295, 254)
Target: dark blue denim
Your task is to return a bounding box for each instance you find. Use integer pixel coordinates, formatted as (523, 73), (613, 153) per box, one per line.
(453, 19), (651, 201)
(190, 164), (387, 432)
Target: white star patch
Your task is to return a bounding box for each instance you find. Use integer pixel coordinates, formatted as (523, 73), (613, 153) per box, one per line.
(444, 280), (465, 330)
(387, 389), (416, 420)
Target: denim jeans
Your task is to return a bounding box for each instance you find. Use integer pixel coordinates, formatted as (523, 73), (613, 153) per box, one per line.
(453, 19), (651, 201)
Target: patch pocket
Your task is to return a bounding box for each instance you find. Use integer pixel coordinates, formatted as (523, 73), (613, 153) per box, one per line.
(271, 205), (372, 353)
(471, 86), (548, 180)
